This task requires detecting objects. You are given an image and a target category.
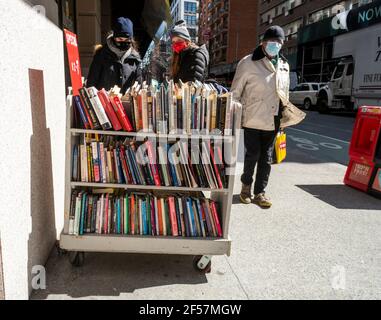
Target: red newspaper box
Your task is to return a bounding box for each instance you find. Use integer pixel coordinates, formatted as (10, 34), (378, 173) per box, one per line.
(344, 159), (374, 192)
(349, 106), (381, 163)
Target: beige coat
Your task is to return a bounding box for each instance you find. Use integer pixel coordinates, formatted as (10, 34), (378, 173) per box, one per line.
(231, 50), (305, 131)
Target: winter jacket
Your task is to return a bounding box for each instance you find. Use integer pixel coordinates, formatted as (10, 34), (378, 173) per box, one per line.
(86, 39), (142, 94)
(174, 44), (209, 83)
(231, 45), (303, 131)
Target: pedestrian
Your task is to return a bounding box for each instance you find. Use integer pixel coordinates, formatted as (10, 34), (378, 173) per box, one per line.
(86, 17), (142, 94)
(231, 25), (303, 208)
(170, 20), (209, 83)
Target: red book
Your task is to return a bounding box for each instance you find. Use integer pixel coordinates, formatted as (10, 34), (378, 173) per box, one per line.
(130, 195), (135, 235)
(168, 197), (178, 236)
(98, 90), (122, 131)
(209, 142), (223, 189)
(146, 140), (161, 186)
(157, 199), (163, 236)
(111, 96), (134, 132)
(210, 201), (222, 237)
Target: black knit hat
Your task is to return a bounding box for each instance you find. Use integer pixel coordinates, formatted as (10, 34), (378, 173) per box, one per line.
(171, 20), (191, 42)
(113, 17), (134, 38)
(263, 26), (285, 42)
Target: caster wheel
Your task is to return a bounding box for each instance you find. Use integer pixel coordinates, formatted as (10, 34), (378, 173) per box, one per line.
(69, 251), (85, 267)
(193, 255), (212, 274)
(55, 241), (67, 256)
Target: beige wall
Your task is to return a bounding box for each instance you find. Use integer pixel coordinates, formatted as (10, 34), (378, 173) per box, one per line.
(0, 0), (66, 299)
(76, 0), (103, 77)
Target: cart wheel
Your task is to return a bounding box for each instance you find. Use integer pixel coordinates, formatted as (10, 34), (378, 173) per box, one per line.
(193, 255), (212, 274)
(55, 241), (67, 256)
(69, 251), (85, 267)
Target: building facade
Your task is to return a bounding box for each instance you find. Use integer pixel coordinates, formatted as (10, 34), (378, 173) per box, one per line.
(170, 0), (199, 43)
(198, 0), (259, 85)
(258, 0), (374, 79)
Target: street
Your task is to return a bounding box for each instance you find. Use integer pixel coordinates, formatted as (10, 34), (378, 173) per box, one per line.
(31, 111), (381, 300)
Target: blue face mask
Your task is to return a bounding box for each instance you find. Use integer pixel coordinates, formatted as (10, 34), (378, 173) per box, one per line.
(264, 41), (282, 57)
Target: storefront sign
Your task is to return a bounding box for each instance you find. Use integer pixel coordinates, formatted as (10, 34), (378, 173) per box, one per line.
(64, 29), (82, 96)
(347, 0), (381, 31)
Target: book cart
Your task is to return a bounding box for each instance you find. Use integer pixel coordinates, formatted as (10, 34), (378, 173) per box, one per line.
(59, 87), (242, 273)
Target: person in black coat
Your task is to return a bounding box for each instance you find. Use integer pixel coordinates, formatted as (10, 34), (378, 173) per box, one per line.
(86, 17), (142, 94)
(170, 20), (209, 83)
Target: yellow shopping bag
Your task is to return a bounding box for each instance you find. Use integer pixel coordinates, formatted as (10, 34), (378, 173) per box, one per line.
(274, 131), (287, 164)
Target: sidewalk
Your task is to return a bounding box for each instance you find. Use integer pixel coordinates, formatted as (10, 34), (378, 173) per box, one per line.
(31, 150), (381, 300)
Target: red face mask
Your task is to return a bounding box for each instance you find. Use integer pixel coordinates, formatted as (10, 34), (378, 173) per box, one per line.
(172, 41), (188, 54)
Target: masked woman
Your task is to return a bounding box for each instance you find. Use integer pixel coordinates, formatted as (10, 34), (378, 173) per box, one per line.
(87, 17), (142, 94)
(170, 20), (209, 83)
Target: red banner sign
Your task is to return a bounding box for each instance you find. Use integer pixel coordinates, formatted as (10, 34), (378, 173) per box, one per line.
(64, 29), (82, 96)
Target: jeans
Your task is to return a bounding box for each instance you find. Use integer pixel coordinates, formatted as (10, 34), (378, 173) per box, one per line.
(241, 116), (281, 195)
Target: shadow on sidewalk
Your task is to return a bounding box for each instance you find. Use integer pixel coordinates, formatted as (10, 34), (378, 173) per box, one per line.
(296, 184), (380, 210)
(31, 250), (208, 299)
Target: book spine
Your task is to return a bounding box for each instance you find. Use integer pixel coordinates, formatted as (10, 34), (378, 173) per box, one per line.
(146, 141), (161, 186)
(87, 87), (112, 130)
(99, 143), (107, 183)
(168, 197), (178, 237)
(112, 96), (134, 132)
(98, 89), (123, 131)
(210, 201), (223, 237)
(92, 142), (100, 183)
(79, 88), (100, 129)
(73, 96), (90, 129)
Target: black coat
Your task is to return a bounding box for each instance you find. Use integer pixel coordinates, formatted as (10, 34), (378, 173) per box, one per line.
(86, 44), (142, 94)
(174, 44), (209, 83)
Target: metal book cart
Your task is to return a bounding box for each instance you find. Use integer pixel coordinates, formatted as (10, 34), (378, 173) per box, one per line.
(59, 90), (242, 273)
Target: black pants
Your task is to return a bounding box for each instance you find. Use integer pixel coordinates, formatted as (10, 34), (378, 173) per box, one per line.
(241, 116), (281, 195)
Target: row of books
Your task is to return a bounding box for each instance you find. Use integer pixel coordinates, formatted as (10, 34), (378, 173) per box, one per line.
(69, 190), (223, 238)
(72, 134), (228, 189)
(73, 80), (237, 135)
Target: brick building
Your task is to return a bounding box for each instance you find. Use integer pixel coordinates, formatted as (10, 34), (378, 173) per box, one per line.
(198, 0), (259, 85)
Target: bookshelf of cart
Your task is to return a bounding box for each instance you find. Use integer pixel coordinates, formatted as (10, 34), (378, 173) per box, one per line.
(59, 94), (242, 271)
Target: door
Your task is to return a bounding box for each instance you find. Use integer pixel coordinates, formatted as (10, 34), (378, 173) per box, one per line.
(332, 64), (345, 96)
(342, 63), (354, 97)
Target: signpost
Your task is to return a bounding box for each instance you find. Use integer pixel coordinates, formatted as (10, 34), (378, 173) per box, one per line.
(64, 29), (82, 96)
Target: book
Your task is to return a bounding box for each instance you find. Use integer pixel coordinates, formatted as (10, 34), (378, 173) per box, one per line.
(79, 87), (101, 129)
(97, 89), (123, 131)
(87, 87), (112, 130)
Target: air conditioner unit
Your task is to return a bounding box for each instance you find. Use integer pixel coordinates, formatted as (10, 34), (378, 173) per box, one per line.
(285, 10), (289, 16)
(269, 18), (273, 24)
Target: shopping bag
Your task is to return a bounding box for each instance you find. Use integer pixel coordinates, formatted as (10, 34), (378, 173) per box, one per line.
(274, 131), (287, 164)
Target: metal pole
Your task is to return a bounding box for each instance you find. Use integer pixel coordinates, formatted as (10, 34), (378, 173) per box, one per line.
(301, 46), (305, 82)
(320, 41), (325, 83)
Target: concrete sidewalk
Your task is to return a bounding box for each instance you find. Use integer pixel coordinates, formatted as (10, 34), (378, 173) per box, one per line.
(31, 155), (381, 300)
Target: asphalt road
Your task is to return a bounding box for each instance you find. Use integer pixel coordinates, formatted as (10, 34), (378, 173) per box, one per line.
(285, 111), (355, 166)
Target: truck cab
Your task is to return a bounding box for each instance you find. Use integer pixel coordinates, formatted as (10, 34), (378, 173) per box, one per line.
(317, 58), (354, 113)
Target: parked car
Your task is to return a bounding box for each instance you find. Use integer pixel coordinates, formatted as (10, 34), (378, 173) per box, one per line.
(289, 83), (326, 110)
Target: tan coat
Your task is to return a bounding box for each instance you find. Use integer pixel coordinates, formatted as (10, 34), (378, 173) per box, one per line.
(231, 50), (305, 131)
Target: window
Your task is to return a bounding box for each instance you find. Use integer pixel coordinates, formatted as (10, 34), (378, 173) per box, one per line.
(346, 63), (354, 76)
(184, 14), (197, 26)
(312, 84), (319, 91)
(333, 65), (345, 79)
(184, 1), (197, 13)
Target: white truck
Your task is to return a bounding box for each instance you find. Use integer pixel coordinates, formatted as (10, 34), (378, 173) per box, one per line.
(317, 23), (381, 113)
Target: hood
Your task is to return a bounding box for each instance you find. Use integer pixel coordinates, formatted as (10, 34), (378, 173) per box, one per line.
(198, 44), (210, 66)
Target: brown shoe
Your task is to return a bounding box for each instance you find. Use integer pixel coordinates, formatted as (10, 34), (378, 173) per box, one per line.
(253, 193), (272, 208)
(240, 183), (253, 204)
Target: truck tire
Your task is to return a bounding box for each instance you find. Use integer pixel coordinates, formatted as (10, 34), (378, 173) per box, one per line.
(303, 98), (312, 111)
(318, 98), (330, 114)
